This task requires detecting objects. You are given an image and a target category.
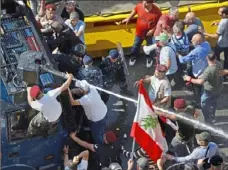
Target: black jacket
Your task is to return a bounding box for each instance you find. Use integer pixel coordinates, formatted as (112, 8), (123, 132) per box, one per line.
(46, 25), (83, 54)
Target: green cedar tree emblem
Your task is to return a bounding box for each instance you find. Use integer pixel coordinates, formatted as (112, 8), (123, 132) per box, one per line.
(141, 115), (158, 130)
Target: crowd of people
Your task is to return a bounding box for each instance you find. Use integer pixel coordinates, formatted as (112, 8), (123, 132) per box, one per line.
(25, 0), (228, 169)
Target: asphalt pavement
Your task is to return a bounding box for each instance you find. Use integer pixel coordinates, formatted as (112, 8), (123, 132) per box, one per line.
(77, 0), (228, 168)
(94, 54), (228, 168)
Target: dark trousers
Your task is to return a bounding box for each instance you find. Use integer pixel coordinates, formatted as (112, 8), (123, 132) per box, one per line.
(90, 116), (106, 144)
(214, 45), (228, 69)
(201, 90), (220, 122)
(130, 35), (155, 59)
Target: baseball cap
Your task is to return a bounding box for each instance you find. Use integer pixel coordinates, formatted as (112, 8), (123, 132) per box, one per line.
(155, 32), (169, 42)
(174, 99), (186, 109)
(137, 157), (149, 169)
(75, 80), (90, 91)
(105, 131), (117, 144)
(109, 163), (122, 170)
(30, 85), (41, 98)
(156, 64), (167, 72)
(70, 12), (79, 20)
(83, 55), (93, 65)
(46, 4), (56, 10)
(109, 49), (119, 60)
(209, 155), (223, 166)
(195, 132), (211, 142)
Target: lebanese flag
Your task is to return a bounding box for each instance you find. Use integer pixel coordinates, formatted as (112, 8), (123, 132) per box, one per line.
(130, 80), (168, 162)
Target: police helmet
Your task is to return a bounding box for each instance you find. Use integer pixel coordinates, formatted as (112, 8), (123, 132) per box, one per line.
(71, 44), (86, 58)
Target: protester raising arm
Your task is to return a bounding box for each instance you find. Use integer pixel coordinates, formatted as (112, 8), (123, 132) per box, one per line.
(70, 132), (95, 152)
(134, 76), (152, 87)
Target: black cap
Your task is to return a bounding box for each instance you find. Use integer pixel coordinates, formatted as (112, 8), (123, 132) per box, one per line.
(209, 155), (223, 166)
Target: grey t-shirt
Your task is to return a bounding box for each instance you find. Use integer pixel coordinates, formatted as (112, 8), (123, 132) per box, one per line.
(200, 61), (223, 93)
(217, 18), (228, 48)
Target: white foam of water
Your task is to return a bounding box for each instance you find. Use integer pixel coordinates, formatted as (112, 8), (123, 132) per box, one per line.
(42, 66), (228, 140)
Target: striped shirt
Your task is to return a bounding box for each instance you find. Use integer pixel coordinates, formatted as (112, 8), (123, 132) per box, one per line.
(171, 33), (189, 56)
(122, 147), (156, 170)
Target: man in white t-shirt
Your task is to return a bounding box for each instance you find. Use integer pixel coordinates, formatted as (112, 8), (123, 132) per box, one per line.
(203, 6), (228, 70)
(68, 80), (107, 144)
(135, 65), (172, 109)
(26, 73), (73, 136)
(155, 32), (181, 88)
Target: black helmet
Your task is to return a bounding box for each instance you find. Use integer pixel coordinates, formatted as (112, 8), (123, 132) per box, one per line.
(109, 163), (122, 170)
(71, 44), (86, 58)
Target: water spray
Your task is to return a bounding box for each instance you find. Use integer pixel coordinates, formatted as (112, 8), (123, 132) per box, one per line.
(40, 65), (228, 140)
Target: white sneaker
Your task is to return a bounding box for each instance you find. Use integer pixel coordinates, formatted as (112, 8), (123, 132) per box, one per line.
(146, 58), (153, 68)
(129, 57), (136, 66)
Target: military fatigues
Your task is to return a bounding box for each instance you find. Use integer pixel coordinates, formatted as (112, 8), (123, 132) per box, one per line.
(100, 57), (127, 90)
(27, 112), (49, 137)
(99, 57), (128, 103)
(53, 53), (82, 76)
(77, 65), (103, 88)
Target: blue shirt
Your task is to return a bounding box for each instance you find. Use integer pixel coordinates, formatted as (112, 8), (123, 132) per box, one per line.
(171, 33), (189, 55)
(65, 19), (86, 44)
(179, 41), (211, 77)
(175, 142), (219, 163)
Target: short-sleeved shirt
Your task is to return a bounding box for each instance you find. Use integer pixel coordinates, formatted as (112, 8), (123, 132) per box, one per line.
(176, 108), (195, 141)
(31, 88), (62, 122)
(154, 14), (176, 37)
(78, 83), (107, 122)
(216, 18), (228, 48)
(64, 159), (88, 170)
(171, 32), (189, 55)
(149, 76), (171, 102)
(134, 3), (162, 38)
(199, 61), (223, 94)
(185, 18), (204, 41)
(65, 19), (86, 44)
(159, 42), (178, 75)
(37, 14), (64, 29)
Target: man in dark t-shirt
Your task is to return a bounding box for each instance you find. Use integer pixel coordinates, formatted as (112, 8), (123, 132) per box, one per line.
(156, 98), (196, 156)
(70, 130), (123, 168)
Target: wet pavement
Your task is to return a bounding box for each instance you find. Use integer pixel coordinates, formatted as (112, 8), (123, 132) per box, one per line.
(94, 54), (228, 168)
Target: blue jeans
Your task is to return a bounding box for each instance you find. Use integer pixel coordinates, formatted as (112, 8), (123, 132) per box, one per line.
(131, 35), (154, 59)
(201, 90), (220, 122)
(90, 116), (106, 144)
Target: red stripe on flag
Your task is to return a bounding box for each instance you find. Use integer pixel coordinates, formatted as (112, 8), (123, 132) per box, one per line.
(138, 80), (154, 111)
(131, 122), (163, 162)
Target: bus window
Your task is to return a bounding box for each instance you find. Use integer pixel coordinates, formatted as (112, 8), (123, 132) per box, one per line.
(7, 108), (58, 142)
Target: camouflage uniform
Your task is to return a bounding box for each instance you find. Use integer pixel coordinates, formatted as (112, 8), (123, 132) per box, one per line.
(77, 65), (103, 88)
(99, 57), (128, 103)
(99, 57), (127, 90)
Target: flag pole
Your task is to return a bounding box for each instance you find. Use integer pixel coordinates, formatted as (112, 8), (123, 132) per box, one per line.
(131, 81), (142, 160)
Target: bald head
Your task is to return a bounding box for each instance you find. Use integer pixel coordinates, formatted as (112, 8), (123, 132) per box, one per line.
(191, 33), (204, 46)
(185, 12), (196, 25)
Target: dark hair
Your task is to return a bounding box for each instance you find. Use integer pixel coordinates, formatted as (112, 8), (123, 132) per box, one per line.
(221, 6), (228, 15)
(207, 52), (216, 61)
(174, 21), (185, 32)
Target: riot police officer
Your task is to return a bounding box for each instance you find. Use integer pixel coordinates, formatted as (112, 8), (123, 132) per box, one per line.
(99, 49), (132, 103)
(77, 55), (103, 88)
(53, 44), (85, 76)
